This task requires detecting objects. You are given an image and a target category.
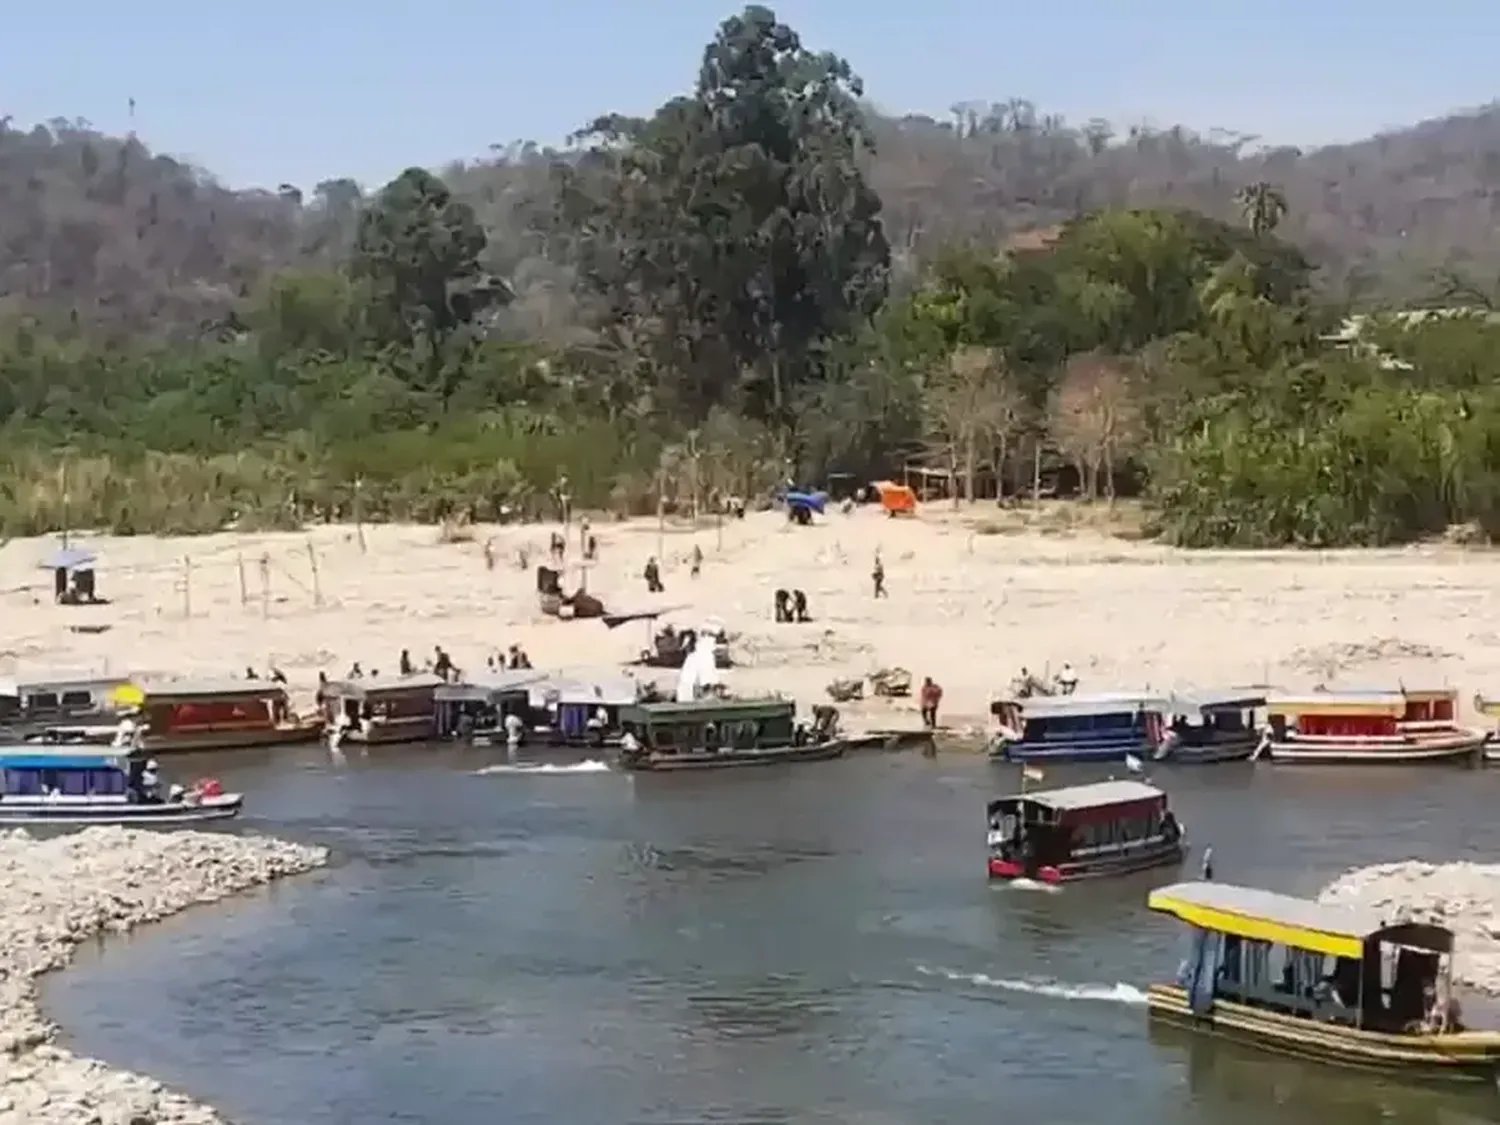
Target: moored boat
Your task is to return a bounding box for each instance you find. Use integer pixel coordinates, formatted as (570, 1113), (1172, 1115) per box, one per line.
(986, 778), (1185, 883)
(322, 673), (444, 746)
(1154, 691), (1266, 763)
(0, 674), (132, 743)
(617, 698), (846, 771)
(1146, 879), (1500, 1084)
(1472, 693), (1500, 762)
(129, 678), (322, 753)
(1258, 688), (1483, 765)
(989, 692), (1165, 763)
(0, 744), (242, 825)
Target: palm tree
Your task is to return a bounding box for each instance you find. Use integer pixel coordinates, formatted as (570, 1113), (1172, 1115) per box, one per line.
(1235, 181), (1288, 237)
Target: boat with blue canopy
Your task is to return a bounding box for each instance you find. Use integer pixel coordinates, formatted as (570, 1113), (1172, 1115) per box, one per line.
(0, 744), (242, 825)
(989, 692), (1166, 763)
(1153, 690), (1267, 763)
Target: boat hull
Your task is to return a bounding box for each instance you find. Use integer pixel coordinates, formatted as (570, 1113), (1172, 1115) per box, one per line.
(0, 794), (243, 826)
(337, 719), (436, 746)
(844, 728), (938, 753)
(1154, 736), (1257, 764)
(989, 841), (1185, 884)
(144, 723), (322, 754)
(1147, 984), (1500, 1084)
(990, 734), (1154, 763)
(1262, 730), (1484, 765)
(621, 740), (846, 771)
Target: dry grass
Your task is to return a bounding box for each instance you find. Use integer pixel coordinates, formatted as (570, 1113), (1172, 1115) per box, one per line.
(967, 499), (1147, 539)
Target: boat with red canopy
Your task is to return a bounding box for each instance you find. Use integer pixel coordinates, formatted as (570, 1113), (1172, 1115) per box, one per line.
(127, 678), (322, 754)
(1258, 688), (1483, 765)
(985, 778), (1186, 884)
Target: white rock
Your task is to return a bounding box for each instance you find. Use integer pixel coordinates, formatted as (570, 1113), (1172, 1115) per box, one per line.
(1319, 860), (1500, 995)
(0, 827), (327, 1124)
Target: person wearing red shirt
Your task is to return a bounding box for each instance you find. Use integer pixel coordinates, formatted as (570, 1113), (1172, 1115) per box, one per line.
(919, 676), (943, 729)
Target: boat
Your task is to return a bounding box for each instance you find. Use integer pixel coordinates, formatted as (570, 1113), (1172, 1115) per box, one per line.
(1146, 879), (1500, 1084)
(986, 778), (1186, 883)
(1257, 688), (1484, 765)
(534, 675), (644, 746)
(322, 673), (444, 745)
(988, 692), (1166, 762)
(0, 744), (242, 825)
(616, 698), (846, 771)
(433, 671), (548, 742)
(1154, 691), (1266, 763)
(128, 678), (322, 753)
(0, 674), (132, 743)
(1471, 693), (1500, 763)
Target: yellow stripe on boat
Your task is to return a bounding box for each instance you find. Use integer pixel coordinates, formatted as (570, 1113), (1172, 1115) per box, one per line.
(1147, 881), (1379, 959)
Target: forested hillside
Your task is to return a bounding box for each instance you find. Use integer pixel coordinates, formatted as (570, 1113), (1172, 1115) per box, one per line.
(4, 5), (1500, 545)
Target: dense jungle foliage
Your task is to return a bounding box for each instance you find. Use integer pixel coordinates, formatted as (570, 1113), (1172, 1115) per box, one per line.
(6, 6), (1500, 545)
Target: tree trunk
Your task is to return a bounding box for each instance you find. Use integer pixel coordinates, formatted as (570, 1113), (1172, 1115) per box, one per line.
(1103, 442), (1116, 503)
(963, 433), (976, 504)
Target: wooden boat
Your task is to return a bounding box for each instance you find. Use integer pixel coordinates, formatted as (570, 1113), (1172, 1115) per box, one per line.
(534, 675), (643, 746)
(1258, 688), (1484, 765)
(0, 744), (242, 825)
(617, 698), (846, 771)
(1471, 693), (1500, 763)
(322, 673), (444, 745)
(130, 678), (321, 753)
(989, 692), (1166, 763)
(1154, 691), (1266, 763)
(433, 671), (547, 742)
(1146, 879), (1500, 1084)
(986, 778), (1185, 883)
(0, 674), (132, 743)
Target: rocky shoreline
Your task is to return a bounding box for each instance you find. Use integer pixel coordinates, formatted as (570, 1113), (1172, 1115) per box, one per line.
(0, 827), (329, 1125)
(1319, 860), (1500, 995)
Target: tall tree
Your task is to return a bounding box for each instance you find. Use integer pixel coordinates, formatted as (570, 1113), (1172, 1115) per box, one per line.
(555, 6), (890, 427)
(352, 168), (508, 407)
(1235, 181), (1288, 237)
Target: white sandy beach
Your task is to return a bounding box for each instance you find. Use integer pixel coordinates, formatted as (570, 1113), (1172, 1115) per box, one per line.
(5, 505), (1500, 729)
(0, 827), (327, 1125)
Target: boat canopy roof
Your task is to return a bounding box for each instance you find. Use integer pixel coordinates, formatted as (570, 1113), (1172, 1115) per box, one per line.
(133, 678), (290, 702)
(0, 674), (129, 699)
(536, 675), (641, 706)
(326, 673), (446, 699)
(1268, 687), (1455, 717)
(1147, 880), (1456, 959)
(0, 744), (141, 770)
(621, 697), (795, 724)
(433, 671), (549, 702)
(1168, 689), (1267, 713)
(988, 778), (1165, 816)
(1012, 692), (1167, 719)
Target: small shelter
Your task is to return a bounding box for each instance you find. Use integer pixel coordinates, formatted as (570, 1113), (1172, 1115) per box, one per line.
(40, 546), (100, 605)
(873, 480), (917, 517)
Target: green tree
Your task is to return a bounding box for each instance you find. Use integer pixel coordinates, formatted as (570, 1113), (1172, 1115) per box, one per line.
(352, 168), (509, 408)
(1235, 181), (1288, 237)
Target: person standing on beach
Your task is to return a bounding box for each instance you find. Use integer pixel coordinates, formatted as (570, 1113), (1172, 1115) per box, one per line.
(872, 552), (887, 598)
(690, 545), (703, 578)
(919, 677), (943, 729)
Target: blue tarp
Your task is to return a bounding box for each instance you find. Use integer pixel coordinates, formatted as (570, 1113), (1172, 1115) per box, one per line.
(785, 490), (828, 514)
(39, 547), (97, 571)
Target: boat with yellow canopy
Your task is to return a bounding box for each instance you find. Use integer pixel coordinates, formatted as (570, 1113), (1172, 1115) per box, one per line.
(1146, 880), (1500, 1084)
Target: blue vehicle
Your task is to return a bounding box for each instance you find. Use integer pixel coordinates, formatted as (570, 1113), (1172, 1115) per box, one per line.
(0, 744), (241, 825)
(989, 692), (1167, 763)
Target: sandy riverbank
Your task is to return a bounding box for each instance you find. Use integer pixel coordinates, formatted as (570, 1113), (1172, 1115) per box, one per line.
(0, 828), (328, 1124)
(5, 505), (1500, 730)
(1320, 862), (1500, 996)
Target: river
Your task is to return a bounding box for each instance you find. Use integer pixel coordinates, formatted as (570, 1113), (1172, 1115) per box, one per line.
(45, 746), (1500, 1124)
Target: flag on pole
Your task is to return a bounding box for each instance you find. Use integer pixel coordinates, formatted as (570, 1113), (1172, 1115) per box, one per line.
(1021, 764), (1045, 783)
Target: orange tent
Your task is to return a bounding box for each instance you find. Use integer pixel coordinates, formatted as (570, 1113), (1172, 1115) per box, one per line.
(874, 480), (917, 516)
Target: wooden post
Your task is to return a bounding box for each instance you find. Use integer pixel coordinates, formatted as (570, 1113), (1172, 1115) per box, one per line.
(182, 555), (191, 618)
(1031, 440), (1042, 507)
(354, 477), (367, 554)
(306, 539), (322, 607)
(259, 552), (271, 618)
(237, 553), (249, 606)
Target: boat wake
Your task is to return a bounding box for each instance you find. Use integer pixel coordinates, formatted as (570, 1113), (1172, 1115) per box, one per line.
(916, 964), (1148, 1006)
(472, 760), (612, 776)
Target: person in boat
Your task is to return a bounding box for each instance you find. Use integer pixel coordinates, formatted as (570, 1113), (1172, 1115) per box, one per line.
(508, 644), (533, 670)
(620, 728), (642, 757)
(586, 705), (610, 745)
(400, 649), (415, 676)
(1160, 810), (1182, 845)
(703, 721), (720, 752)
(919, 677), (943, 729)
(347, 662), (364, 679)
(316, 671), (330, 709)
(270, 667), (287, 683)
(644, 557), (664, 594)
(433, 646), (454, 681)
(245, 666), (259, 679)
(141, 759), (162, 803)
